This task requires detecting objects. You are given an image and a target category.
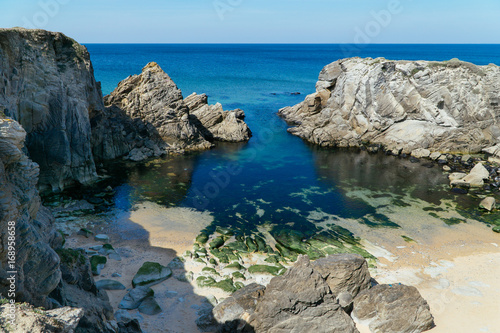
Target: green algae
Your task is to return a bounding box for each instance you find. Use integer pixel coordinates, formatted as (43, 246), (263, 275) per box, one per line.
(442, 217), (466, 226)
(248, 264), (285, 276)
(401, 235), (416, 243)
(196, 232), (209, 244)
(224, 262), (244, 271)
(209, 236), (226, 249)
(232, 272), (246, 280)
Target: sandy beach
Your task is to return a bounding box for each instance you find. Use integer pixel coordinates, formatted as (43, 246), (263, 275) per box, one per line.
(65, 200), (500, 333)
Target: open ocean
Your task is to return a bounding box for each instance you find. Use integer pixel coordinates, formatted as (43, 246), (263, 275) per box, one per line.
(85, 44), (500, 234)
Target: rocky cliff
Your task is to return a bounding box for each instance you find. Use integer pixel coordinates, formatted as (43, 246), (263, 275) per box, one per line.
(0, 116), (121, 332)
(0, 28), (106, 192)
(279, 57), (500, 154)
(0, 28), (251, 192)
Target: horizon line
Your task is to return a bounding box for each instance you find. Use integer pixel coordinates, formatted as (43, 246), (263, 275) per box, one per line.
(81, 42), (500, 45)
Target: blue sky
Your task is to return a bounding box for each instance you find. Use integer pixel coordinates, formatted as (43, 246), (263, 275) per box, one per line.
(2, 0), (500, 43)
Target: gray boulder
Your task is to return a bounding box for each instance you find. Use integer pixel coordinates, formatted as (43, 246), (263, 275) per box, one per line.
(279, 57), (500, 154)
(312, 253), (371, 299)
(352, 284), (434, 333)
(96, 279), (126, 290)
(247, 255), (358, 333)
(213, 283), (266, 332)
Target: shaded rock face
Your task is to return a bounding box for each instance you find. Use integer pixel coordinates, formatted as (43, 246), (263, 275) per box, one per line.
(352, 284), (435, 333)
(0, 117), (63, 308)
(214, 254), (434, 333)
(104, 62), (251, 153)
(279, 57), (500, 154)
(0, 28), (106, 192)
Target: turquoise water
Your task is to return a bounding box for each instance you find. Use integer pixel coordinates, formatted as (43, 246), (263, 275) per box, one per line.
(86, 44), (500, 236)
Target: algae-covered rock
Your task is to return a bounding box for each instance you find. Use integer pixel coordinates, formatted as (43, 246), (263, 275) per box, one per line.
(254, 236), (268, 253)
(214, 279), (237, 293)
(196, 232), (209, 244)
(98, 243), (115, 256)
(245, 237), (258, 252)
(216, 226), (234, 236)
(210, 249), (230, 264)
(210, 236), (226, 249)
(90, 255), (107, 275)
(77, 228), (93, 238)
(202, 267), (219, 275)
(132, 262), (172, 287)
(493, 226), (500, 233)
(248, 265), (285, 276)
(197, 276), (216, 288)
(224, 262), (244, 271)
(232, 272), (246, 280)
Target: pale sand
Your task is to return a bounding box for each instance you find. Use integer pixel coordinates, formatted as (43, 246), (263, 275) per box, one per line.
(66, 200), (500, 332)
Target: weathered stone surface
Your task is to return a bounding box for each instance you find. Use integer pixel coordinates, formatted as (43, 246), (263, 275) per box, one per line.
(104, 62), (251, 156)
(0, 28), (105, 192)
(213, 283), (265, 331)
(352, 284), (434, 333)
(132, 261), (172, 287)
(246, 256), (358, 333)
(0, 117), (62, 308)
(279, 57), (500, 154)
(312, 253), (371, 299)
(185, 93), (252, 142)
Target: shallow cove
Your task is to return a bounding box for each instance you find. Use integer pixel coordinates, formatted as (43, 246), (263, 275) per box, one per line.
(83, 44), (500, 250)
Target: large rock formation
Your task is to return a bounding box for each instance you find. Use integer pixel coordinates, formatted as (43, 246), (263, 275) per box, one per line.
(279, 57), (500, 154)
(0, 28), (251, 192)
(0, 116), (120, 332)
(0, 117), (63, 308)
(103, 62), (252, 157)
(213, 254), (434, 333)
(0, 28), (105, 192)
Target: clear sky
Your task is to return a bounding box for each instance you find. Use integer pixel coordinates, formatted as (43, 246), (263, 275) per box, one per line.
(2, 0), (500, 43)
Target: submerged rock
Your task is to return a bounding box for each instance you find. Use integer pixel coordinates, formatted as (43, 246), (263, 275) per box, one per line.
(279, 57), (500, 154)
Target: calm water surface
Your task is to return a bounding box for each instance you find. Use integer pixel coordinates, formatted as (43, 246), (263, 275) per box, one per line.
(85, 44), (500, 235)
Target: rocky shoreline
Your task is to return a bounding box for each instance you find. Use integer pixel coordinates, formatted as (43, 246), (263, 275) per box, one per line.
(2, 28), (500, 333)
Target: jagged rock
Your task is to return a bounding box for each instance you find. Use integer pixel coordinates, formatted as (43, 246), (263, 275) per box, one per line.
(483, 144), (500, 157)
(451, 162), (490, 187)
(213, 283), (266, 331)
(185, 93), (252, 142)
(312, 253), (371, 299)
(279, 57), (500, 154)
(0, 304), (84, 333)
(0, 28), (106, 192)
(352, 284), (434, 333)
(132, 261), (172, 287)
(246, 256), (358, 333)
(479, 197), (496, 211)
(104, 62), (251, 155)
(0, 117), (63, 308)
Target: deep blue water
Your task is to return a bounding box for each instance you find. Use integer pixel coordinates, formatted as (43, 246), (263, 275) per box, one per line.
(85, 44), (500, 234)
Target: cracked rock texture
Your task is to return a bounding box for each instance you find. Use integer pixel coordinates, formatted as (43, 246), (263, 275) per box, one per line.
(279, 57), (500, 154)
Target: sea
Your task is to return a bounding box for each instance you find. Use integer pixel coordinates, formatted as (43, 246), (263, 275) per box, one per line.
(85, 44), (500, 236)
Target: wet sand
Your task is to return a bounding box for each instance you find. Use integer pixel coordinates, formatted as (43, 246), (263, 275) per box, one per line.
(66, 200), (500, 333)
